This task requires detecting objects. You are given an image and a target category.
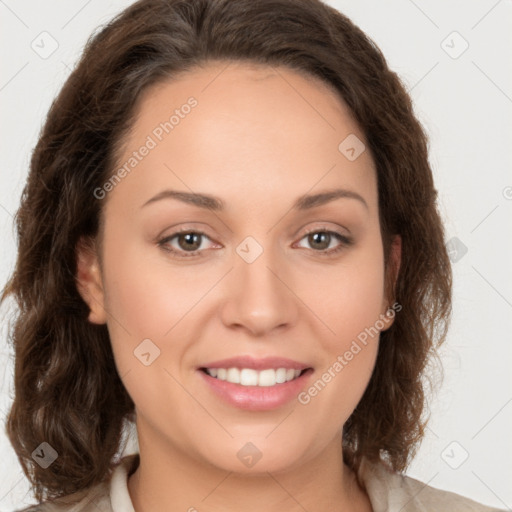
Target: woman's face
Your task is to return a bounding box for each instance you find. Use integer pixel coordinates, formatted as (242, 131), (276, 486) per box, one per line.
(78, 60), (400, 474)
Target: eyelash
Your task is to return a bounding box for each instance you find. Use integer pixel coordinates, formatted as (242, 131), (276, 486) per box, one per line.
(157, 226), (354, 259)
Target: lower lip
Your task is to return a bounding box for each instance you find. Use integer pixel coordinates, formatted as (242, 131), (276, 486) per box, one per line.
(198, 369), (314, 411)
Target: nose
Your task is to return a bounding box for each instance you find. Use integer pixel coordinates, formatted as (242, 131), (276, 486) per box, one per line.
(219, 244), (299, 337)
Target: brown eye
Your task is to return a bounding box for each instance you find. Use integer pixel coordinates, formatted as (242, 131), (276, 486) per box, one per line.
(296, 229), (353, 257)
(158, 230), (215, 258)
(307, 232), (332, 251)
(176, 232), (202, 251)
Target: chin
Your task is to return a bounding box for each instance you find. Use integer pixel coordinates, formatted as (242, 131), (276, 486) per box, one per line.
(195, 435), (312, 475)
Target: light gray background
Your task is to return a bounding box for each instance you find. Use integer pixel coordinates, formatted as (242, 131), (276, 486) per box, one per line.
(1, 0), (511, 510)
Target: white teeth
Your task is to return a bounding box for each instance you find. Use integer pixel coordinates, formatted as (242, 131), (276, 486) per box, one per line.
(275, 368), (287, 384)
(240, 368), (258, 386)
(226, 367), (240, 384)
(258, 369), (276, 387)
(204, 367), (303, 386)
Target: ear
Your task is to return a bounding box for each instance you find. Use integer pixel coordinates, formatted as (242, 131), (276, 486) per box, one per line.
(380, 234), (402, 331)
(75, 236), (107, 324)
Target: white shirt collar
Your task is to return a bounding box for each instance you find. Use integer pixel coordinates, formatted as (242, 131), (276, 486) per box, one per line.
(107, 452), (500, 511)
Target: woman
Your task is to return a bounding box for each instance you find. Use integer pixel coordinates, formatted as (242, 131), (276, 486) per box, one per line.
(2, 0), (504, 510)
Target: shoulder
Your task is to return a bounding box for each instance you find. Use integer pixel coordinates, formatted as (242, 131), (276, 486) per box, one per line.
(358, 458), (506, 512)
(11, 454), (139, 512)
(11, 482), (111, 512)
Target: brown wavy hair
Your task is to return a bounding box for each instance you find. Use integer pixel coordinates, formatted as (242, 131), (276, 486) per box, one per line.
(1, 0), (452, 504)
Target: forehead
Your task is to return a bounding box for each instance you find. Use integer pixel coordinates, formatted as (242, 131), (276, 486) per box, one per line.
(134, 60), (360, 138)
(107, 60), (377, 217)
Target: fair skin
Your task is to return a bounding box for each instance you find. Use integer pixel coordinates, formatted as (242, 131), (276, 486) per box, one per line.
(77, 60), (401, 512)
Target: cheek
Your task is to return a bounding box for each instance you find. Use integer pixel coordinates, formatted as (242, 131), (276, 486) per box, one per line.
(306, 239), (386, 349)
(297, 237), (384, 411)
(99, 239), (196, 424)
(101, 230), (203, 338)
(297, 262), (384, 431)
(99, 227), (229, 394)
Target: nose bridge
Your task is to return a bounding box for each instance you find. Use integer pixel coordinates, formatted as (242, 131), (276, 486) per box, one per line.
(220, 235), (298, 335)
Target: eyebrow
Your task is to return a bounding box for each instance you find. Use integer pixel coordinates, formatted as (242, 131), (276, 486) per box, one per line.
(141, 188), (368, 211)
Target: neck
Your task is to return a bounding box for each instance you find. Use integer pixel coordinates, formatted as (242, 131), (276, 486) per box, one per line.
(127, 423), (372, 512)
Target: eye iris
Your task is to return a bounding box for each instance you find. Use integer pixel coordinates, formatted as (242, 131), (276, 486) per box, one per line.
(178, 232), (201, 251)
(309, 232), (330, 250)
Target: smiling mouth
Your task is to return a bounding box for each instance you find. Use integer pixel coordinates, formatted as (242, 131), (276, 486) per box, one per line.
(200, 367), (310, 387)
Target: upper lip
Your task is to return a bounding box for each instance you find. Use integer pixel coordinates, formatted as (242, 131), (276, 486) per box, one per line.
(199, 356), (312, 371)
